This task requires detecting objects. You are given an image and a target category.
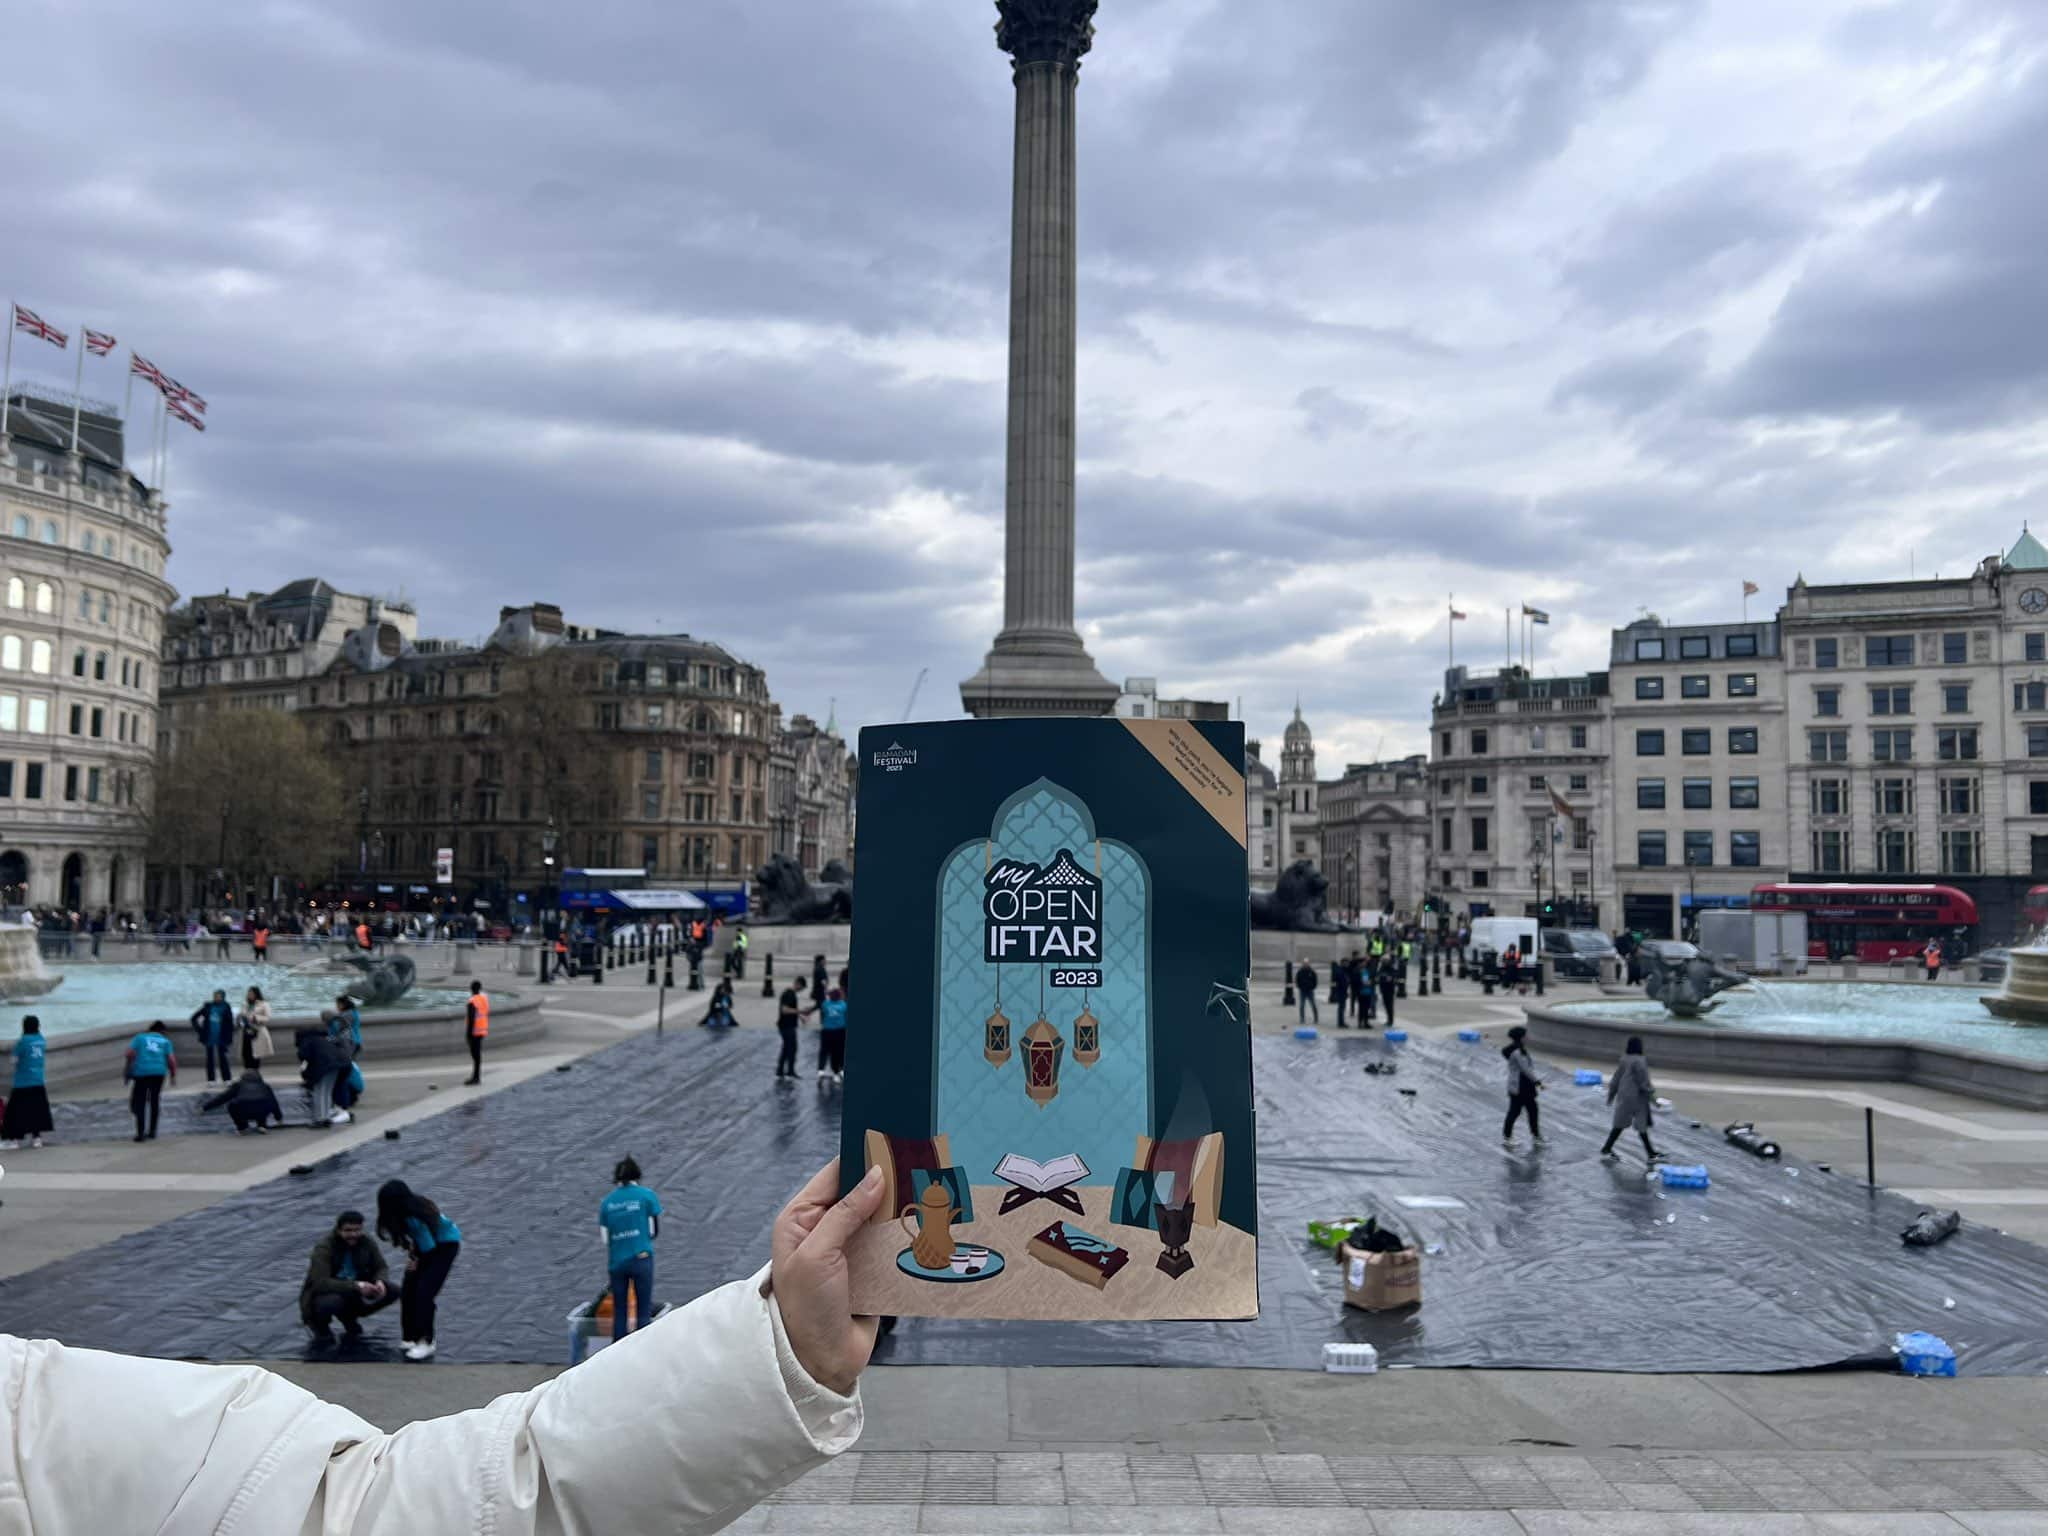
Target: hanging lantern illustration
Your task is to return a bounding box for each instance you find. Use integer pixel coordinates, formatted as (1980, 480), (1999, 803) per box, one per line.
(1072, 1002), (1100, 1067)
(984, 1004), (1012, 1067)
(1022, 1014), (1065, 1106)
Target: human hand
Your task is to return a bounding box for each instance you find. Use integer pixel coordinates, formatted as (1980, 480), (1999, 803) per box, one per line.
(406, 1255), (418, 1273)
(770, 1158), (884, 1396)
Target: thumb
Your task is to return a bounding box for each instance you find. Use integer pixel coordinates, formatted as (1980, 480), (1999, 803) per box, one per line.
(801, 1163), (884, 1260)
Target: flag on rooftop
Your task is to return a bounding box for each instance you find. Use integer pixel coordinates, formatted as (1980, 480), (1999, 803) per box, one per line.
(1742, 580), (1759, 597)
(84, 328), (116, 357)
(130, 354), (166, 387)
(1522, 605), (1551, 624)
(12, 306), (66, 348)
(166, 395), (205, 431)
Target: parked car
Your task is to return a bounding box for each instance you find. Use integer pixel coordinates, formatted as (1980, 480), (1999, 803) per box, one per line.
(1540, 927), (1618, 981)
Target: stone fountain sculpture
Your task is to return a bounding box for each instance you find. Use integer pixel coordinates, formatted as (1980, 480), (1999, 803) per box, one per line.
(336, 952), (417, 1007)
(0, 924), (61, 1001)
(1638, 941), (1749, 1018)
(1981, 947), (2048, 1025)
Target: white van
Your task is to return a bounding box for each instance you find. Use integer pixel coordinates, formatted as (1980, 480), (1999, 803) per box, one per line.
(1467, 915), (1538, 970)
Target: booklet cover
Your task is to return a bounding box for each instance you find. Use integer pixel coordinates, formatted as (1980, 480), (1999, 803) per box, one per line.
(841, 717), (1255, 1321)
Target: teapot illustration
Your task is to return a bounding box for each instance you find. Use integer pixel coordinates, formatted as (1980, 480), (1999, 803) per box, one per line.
(899, 1181), (963, 1270)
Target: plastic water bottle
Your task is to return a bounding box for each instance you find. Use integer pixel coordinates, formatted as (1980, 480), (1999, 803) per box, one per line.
(1323, 1341), (1379, 1374)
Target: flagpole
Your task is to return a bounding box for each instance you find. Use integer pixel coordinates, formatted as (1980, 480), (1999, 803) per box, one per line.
(122, 356), (134, 462)
(1504, 607), (1510, 670)
(1, 305), (14, 445)
(68, 321), (87, 460)
(1447, 594), (1455, 674)
(1743, 586), (1750, 623)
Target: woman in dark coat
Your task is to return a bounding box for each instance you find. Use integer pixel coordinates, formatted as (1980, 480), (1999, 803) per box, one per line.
(1600, 1036), (1662, 1163)
(2, 1016), (53, 1147)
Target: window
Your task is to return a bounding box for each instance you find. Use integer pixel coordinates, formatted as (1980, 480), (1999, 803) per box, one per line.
(1439, 732), (1452, 756)
(0, 695), (13, 731)
(2030, 633), (2047, 663)
(28, 640), (48, 676)
(32, 582), (50, 616)
(1941, 829), (1980, 875)
(85, 767), (99, 804)
(1634, 637), (1665, 660)
(1943, 631), (1968, 664)
(646, 703), (664, 729)
(24, 764), (42, 800)
(1869, 634), (1916, 666)
(2032, 726), (2048, 757)
(1877, 828), (1913, 874)
(1870, 686), (1912, 715)
(77, 590), (91, 620)
(1730, 777), (1760, 809)
(1637, 778), (1666, 810)
(1727, 727), (1757, 754)
(0, 579), (15, 610)
(1811, 777), (1846, 816)
(1569, 773), (1588, 791)
(1940, 776), (1979, 816)
(1815, 637), (1838, 669)
(1944, 684), (1970, 714)
(1871, 728), (1912, 762)
(1471, 728), (1488, 755)
(2018, 682), (2048, 712)
(1679, 635), (1710, 660)
(1569, 725), (1587, 749)
(1440, 816), (1452, 851)
(25, 700), (45, 734)
(40, 521), (57, 545)
(1812, 827), (1846, 872)
(1638, 831), (1667, 866)
(1681, 675), (1710, 699)
(1682, 777), (1712, 810)
(1726, 632), (1759, 658)
(62, 765), (78, 802)
(1527, 774), (1546, 791)
(1470, 815), (1488, 853)
(70, 649), (84, 678)
(1814, 687), (1840, 717)
(1469, 774), (1488, 793)
(641, 788), (661, 818)
(2034, 782), (2048, 816)
(1683, 830), (1713, 866)
(67, 704), (80, 736)
(0, 762), (9, 795)
(644, 750), (662, 780)
(1938, 727), (1979, 761)
(1727, 673), (1757, 698)
(1730, 831), (1760, 868)
(1636, 729), (1665, 756)
(1471, 870), (1489, 888)
(6, 516), (21, 539)
(1876, 776), (1913, 817)
(1635, 676), (1664, 700)
(641, 835), (659, 870)
(1682, 728), (1711, 755)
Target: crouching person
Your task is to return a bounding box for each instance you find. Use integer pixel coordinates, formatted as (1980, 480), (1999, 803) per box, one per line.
(201, 1069), (284, 1135)
(300, 1209), (394, 1342)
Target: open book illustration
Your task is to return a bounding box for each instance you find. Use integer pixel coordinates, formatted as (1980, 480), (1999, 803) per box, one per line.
(996, 1152), (1088, 1192)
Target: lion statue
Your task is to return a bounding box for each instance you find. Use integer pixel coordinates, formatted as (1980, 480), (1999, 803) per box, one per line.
(1250, 859), (1344, 932)
(752, 852), (853, 924)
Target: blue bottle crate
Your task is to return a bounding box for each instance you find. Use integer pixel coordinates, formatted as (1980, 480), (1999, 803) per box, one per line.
(1294, 1026), (1319, 1041)
(1659, 1164), (1710, 1189)
(1574, 1069), (1603, 1086)
(1457, 1029), (1482, 1043)
(1384, 1030), (1408, 1043)
(1895, 1331), (1957, 1377)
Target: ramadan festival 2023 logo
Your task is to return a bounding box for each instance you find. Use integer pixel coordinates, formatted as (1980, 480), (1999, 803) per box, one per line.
(982, 849), (1103, 963)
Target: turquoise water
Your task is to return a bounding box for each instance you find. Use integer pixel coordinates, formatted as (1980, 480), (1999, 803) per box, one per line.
(0, 962), (467, 1041)
(1558, 981), (2048, 1062)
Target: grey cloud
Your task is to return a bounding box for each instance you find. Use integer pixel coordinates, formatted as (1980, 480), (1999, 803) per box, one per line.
(1295, 387), (1378, 440)
(1551, 329), (1710, 417)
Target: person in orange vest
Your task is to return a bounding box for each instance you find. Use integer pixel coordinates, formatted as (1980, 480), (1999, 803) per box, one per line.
(1922, 937), (1943, 982)
(464, 981), (489, 1085)
(252, 922), (270, 964)
(355, 918), (372, 955)
(553, 933), (571, 979)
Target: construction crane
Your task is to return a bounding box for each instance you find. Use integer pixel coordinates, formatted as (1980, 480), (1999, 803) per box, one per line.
(901, 667), (928, 722)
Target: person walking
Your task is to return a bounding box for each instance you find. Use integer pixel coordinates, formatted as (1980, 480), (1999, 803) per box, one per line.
(190, 989), (237, 1083)
(1, 1016), (53, 1149)
(1922, 937), (1943, 982)
(775, 978), (803, 1082)
(125, 1021), (177, 1141)
(1500, 943), (1523, 994)
(599, 1155), (663, 1342)
(300, 1209), (393, 1342)
(1377, 953), (1399, 1029)
(201, 1069), (285, 1135)
(1600, 1036), (1663, 1163)
(805, 987), (847, 1081)
(464, 980), (489, 1085)
(252, 920), (270, 964)
(240, 986), (274, 1069)
(1501, 1024), (1544, 1144)
(378, 1179), (462, 1362)
(1294, 959), (1318, 1025)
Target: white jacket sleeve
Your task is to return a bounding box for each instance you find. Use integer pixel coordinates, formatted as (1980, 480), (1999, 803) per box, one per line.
(0, 1265), (859, 1536)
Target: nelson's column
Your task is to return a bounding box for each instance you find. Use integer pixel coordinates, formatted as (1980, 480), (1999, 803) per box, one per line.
(960, 0), (1120, 718)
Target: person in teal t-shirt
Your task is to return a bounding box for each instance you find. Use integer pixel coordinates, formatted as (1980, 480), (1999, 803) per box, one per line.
(598, 1156), (663, 1342)
(124, 1021), (178, 1141)
(376, 1179), (462, 1362)
(803, 988), (848, 1081)
(1, 1016), (53, 1148)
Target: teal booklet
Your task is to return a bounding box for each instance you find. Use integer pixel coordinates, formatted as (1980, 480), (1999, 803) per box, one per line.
(841, 718), (1255, 1321)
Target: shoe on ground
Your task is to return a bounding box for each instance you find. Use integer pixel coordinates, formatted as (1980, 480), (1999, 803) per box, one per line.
(833, 1070), (844, 1082)
(816, 1069), (828, 1079)
(1601, 1150), (1619, 1161)
(28, 1135), (42, 1149)
(404, 1341), (436, 1362)
(250, 1124), (267, 1135)
(463, 1076), (480, 1085)
(328, 1110), (353, 1126)
(133, 1133), (146, 1142)
(342, 1318), (363, 1338)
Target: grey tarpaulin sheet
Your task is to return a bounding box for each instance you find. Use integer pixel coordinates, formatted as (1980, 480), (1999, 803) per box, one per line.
(5, 1027), (2047, 1372)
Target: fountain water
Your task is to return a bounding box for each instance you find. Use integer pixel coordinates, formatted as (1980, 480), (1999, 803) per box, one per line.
(0, 925), (61, 1002)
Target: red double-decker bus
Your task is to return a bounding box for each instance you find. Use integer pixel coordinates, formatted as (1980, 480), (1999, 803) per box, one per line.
(1749, 883), (1978, 962)
(2023, 887), (2048, 931)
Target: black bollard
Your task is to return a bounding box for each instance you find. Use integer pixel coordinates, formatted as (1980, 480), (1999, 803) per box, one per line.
(664, 945), (675, 990)
(540, 947), (552, 986)
(1282, 962), (1295, 1007)
(1481, 958), (1495, 996)
(646, 941), (656, 985)
(762, 952), (776, 999)
(688, 945), (704, 991)
(593, 936), (605, 985)
(1535, 956), (1546, 997)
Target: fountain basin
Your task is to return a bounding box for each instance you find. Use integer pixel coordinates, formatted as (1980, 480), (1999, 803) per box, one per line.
(1529, 980), (2048, 1110)
(1980, 946), (2048, 1025)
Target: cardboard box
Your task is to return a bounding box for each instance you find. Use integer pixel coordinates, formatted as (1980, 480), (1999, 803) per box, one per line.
(1341, 1243), (1422, 1312)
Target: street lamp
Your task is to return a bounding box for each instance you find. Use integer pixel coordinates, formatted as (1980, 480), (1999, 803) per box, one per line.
(1585, 827), (1598, 928)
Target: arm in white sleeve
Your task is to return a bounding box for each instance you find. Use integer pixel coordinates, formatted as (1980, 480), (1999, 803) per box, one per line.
(0, 1264), (859, 1536)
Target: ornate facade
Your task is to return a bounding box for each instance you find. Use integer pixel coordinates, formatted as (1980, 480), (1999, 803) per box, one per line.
(0, 393), (170, 910)
(1318, 756), (1431, 923)
(770, 713), (855, 877)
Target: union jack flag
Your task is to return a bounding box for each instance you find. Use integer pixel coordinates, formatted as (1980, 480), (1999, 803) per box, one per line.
(166, 395), (205, 432)
(84, 328), (116, 356)
(12, 306), (66, 348)
(168, 382), (207, 415)
(130, 353), (166, 387)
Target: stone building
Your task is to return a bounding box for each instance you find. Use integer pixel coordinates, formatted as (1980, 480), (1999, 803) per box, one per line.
(1608, 616), (1789, 939)
(1781, 534), (2048, 939)
(1112, 677), (1229, 721)
(1429, 665), (1611, 924)
(1275, 705), (1321, 873)
(1317, 755), (1430, 922)
(160, 580), (416, 747)
(299, 603), (777, 911)
(1246, 742), (1279, 888)
(0, 393), (171, 910)
(770, 712), (855, 878)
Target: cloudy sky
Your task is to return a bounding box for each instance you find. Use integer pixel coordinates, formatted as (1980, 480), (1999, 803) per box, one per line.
(7, 0), (2048, 767)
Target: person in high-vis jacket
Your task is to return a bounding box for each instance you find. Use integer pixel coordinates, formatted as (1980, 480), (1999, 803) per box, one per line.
(0, 1159), (880, 1534)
